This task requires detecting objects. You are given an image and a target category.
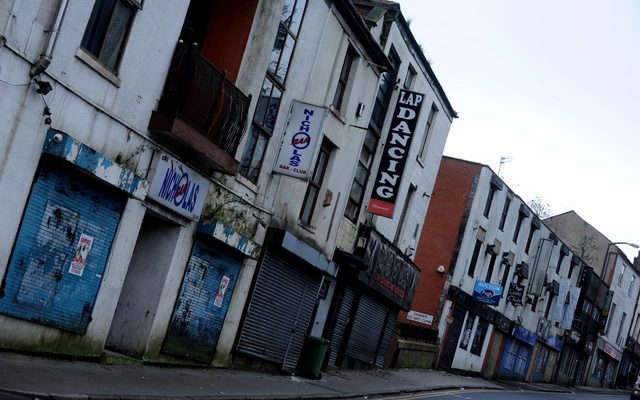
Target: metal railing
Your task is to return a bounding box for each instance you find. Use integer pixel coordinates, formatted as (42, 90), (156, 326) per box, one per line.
(158, 41), (251, 156)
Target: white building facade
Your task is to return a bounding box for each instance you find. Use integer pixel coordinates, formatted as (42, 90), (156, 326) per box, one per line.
(0, 0), (454, 374)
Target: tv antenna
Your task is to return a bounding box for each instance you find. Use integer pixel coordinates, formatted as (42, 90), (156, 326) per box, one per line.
(498, 156), (513, 176)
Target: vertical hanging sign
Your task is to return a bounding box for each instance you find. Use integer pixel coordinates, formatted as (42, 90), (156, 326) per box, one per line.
(368, 90), (424, 217)
(274, 100), (328, 180)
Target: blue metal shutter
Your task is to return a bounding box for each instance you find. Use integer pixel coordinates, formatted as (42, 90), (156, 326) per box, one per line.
(237, 247), (321, 371)
(328, 285), (355, 366)
(345, 293), (388, 364)
(0, 162), (125, 333)
(163, 239), (242, 362)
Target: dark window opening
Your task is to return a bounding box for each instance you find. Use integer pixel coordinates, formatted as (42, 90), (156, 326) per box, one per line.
(468, 239), (483, 277)
(513, 212), (526, 243)
(525, 223), (539, 254)
(470, 318), (489, 356)
(299, 141), (331, 225)
(483, 185), (496, 217)
(499, 196), (511, 231)
(332, 47), (357, 111)
(81, 0), (140, 72)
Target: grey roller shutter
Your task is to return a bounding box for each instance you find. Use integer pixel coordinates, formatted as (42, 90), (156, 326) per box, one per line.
(375, 311), (397, 368)
(345, 293), (387, 364)
(237, 248), (321, 371)
(328, 285), (355, 366)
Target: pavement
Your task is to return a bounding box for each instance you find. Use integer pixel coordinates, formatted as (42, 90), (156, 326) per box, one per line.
(0, 351), (631, 400)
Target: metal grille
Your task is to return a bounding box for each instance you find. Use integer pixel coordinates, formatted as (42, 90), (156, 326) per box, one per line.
(438, 306), (466, 369)
(345, 293), (388, 365)
(163, 240), (242, 362)
(237, 248), (321, 371)
(375, 310), (397, 367)
(328, 285), (355, 366)
(0, 162), (124, 333)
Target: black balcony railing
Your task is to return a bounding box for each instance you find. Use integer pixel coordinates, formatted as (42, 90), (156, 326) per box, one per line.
(151, 41), (251, 174)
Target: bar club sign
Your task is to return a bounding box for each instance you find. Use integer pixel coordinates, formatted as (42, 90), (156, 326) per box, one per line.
(274, 100), (327, 180)
(368, 90), (424, 217)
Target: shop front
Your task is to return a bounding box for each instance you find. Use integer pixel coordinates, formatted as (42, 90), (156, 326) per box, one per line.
(0, 130), (146, 340)
(556, 328), (595, 386)
(616, 336), (640, 390)
(531, 335), (563, 383)
(236, 229), (338, 371)
(588, 337), (622, 388)
(327, 227), (419, 369)
(497, 325), (537, 380)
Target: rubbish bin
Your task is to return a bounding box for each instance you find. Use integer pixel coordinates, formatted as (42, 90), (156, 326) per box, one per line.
(297, 336), (330, 379)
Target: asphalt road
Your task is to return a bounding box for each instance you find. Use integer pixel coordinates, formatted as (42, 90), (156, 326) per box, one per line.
(378, 389), (629, 400)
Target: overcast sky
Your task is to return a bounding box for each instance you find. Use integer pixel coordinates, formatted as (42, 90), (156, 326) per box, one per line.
(397, 0), (640, 260)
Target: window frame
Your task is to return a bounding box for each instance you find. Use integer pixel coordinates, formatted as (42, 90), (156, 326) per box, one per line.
(299, 141), (332, 226)
(239, 0), (306, 183)
(499, 196), (511, 231)
(417, 103), (438, 164)
(81, 0), (141, 74)
(332, 46), (357, 112)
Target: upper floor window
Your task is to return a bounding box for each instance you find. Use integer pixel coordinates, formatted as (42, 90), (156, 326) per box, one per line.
(81, 0), (142, 72)
(483, 185), (497, 218)
(499, 195), (511, 231)
(556, 248), (567, 274)
(513, 208), (528, 243)
(345, 128), (377, 221)
(370, 47), (400, 130)
(268, 0), (306, 83)
(404, 64), (417, 89)
(629, 275), (636, 296)
(239, 0), (306, 183)
(468, 238), (483, 277)
(525, 220), (540, 254)
(618, 263), (626, 286)
(239, 78), (282, 182)
(299, 141), (332, 225)
(332, 47), (357, 111)
(417, 103), (438, 163)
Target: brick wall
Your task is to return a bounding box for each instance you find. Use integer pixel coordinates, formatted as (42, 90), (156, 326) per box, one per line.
(399, 157), (481, 329)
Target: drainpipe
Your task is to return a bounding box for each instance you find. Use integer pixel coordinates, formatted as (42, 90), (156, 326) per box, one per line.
(30, 0), (69, 77)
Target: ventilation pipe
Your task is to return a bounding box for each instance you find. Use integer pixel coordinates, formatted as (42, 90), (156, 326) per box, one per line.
(30, 0), (69, 77)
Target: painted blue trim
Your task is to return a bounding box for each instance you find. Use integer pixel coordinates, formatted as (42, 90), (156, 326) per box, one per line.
(198, 220), (260, 259)
(42, 129), (149, 200)
(281, 231), (338, 277)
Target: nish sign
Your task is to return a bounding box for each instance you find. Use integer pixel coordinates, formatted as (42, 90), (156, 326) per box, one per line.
(368, 90), (424, 217)
(274, 100), (327, 180)
(148, 153), (209, 221)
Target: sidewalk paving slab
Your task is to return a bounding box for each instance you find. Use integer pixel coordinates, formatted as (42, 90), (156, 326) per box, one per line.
(0, 352), (503, 400)
(3, 351), (630, 400)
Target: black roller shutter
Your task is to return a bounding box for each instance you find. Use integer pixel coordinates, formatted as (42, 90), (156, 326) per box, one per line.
(438, 306), (466, 369)
(237, 248), (321, 371)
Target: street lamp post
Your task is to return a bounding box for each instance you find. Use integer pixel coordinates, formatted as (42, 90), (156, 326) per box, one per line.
(601, 241), (640, 284)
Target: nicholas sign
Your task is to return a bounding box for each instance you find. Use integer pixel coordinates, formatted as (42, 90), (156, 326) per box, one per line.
(274, 100), (327, 180)
(368, 90), (424, 217)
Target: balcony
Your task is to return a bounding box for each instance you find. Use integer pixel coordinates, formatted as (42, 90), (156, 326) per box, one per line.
(149, 41), (251, 175)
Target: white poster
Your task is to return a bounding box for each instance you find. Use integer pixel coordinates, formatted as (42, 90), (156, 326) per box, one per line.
(69, 234), (93, 277)
(214, 275), (231, 308)
(273, 100), (327, 179)
(407, 310), (434, 326)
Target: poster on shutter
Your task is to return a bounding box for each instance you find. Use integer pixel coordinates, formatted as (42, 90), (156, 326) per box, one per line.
(214, 275), (231, 308)
(69, 234), (93, 276)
